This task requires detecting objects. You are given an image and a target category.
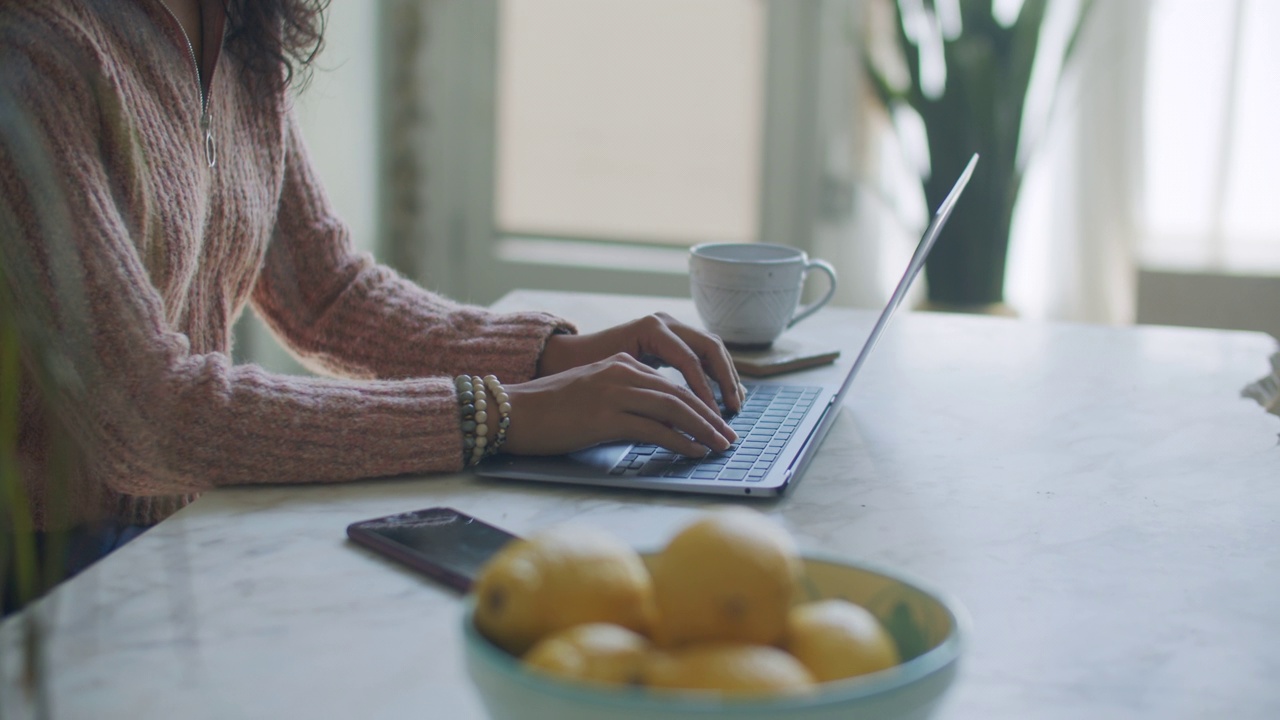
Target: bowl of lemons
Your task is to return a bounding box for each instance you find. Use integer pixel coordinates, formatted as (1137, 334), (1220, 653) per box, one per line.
(463, 507), (965, 720)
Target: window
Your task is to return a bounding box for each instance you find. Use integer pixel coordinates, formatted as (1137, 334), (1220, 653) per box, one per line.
(421, 0), (859, 304)
(1142, 0), (1280, 274)
(496, 0), (764, 248)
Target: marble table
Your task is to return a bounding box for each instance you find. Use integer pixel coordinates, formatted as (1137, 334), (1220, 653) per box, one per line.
(3, 289), (1278, 720)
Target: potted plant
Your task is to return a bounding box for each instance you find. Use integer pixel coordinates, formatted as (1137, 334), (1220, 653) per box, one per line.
(864, 0), (1094, 312)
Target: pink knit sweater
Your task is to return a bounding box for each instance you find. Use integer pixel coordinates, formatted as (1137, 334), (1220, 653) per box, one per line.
(0, 0), (574, 529)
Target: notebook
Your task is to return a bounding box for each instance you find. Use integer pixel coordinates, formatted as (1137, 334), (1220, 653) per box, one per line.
(477, 154), (979, 497)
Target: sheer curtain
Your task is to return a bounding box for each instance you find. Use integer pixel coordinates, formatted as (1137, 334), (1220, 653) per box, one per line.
(839, 0), (1152, 324)
(1139, 0), (1280, 275)
(1006, 0), (1280, 326)
(1004, 0), (1151, 324)
(855, 0), (1276, 326)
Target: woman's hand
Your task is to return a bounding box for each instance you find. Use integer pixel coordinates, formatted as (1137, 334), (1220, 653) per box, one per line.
(537, 313), (745, 415)
(502, 353), (738, 457)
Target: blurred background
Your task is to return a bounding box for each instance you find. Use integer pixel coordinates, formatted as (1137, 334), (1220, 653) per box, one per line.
(238, 0), (1280, 373)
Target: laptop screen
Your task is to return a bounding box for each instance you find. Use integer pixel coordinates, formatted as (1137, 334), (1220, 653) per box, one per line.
(840, 153), (979, 392)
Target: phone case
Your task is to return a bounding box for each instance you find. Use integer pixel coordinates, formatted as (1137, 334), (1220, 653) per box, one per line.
(346, 507), (518, 593)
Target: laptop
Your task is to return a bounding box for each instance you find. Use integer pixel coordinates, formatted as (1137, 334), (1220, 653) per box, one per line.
(477, 154), (979, 497)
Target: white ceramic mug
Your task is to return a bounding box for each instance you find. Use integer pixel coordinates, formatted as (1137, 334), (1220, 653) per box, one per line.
(689, 243), (838, 348)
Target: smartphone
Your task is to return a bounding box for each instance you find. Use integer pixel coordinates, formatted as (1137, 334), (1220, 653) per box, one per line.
(346, 507), (519, 592)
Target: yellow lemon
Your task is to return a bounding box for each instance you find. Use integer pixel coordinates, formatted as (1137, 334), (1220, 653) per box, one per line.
(522, 623), (651, 687)
(472, 524), (654, 655)
(641, 643), (815, 697)
(785, 599), (901, 682)
(650, 507), (801, 647)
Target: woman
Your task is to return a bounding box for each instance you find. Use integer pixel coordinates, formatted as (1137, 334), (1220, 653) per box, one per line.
(0, 0), (743, 583)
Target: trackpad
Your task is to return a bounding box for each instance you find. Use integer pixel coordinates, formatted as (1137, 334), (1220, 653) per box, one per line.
(568, 443), (631, 470)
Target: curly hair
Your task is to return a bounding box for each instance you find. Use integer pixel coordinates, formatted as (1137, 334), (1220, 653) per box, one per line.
(223, 0), (330, 95)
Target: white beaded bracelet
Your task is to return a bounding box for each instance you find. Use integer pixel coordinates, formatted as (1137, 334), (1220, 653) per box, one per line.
(455, 374), (511, 466)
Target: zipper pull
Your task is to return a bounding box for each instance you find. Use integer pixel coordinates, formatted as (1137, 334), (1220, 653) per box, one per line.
(201, 111), (217, 169)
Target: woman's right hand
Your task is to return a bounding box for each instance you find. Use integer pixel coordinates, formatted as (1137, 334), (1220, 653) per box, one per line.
(501, 353), (738, 458)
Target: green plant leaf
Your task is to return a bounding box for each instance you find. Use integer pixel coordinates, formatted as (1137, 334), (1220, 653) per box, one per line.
(860, 0), (1094, 305)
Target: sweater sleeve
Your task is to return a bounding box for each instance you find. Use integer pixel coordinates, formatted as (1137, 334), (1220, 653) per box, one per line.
(251, 111), (575, 382)
(0, 24), (521, 497)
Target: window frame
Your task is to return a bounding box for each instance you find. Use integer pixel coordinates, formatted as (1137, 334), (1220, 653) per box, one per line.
(414, 0), (858, 305)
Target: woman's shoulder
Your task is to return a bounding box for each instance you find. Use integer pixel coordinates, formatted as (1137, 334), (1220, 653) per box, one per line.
(1, 0), (102, 44)
(2, 0), (175, 66)
(0, 0), (119, 77)
(0, 3), (106, 113)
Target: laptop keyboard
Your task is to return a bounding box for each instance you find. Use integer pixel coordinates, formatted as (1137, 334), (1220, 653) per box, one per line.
(608, 384), (822, 483)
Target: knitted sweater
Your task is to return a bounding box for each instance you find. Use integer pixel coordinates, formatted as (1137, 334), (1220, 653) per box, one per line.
(0, 0), (574, 529)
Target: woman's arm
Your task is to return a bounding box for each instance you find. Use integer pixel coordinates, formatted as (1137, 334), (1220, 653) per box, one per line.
(0, 25), (471, 499)
(250, 113), (742, 456)
(251, 112), (574, 384)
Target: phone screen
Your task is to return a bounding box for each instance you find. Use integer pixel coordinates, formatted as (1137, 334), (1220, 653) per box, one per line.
(346, 507), (518, 592)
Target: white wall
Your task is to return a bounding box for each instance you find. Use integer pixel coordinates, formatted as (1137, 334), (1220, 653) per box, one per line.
(1136, 271), (1280, 341)
(293, 0), (380, 252)
(236, 0), (380, 373)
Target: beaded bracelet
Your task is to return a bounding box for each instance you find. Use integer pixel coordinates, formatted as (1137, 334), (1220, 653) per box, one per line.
(455, 374), (512, 466)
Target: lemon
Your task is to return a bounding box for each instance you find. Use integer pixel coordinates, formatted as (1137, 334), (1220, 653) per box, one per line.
(650, 507), (801, 647)
(472, 524), (654, 655)
(641, 643), (815, 697)
(522, 623), (651, 686)
(785, 599), (901, 682)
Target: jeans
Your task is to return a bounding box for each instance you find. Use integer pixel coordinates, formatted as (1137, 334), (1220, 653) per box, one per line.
(1, 523), (149, 616)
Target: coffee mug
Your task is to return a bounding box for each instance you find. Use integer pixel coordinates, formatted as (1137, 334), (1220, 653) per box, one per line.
(689, 243), (838, 348)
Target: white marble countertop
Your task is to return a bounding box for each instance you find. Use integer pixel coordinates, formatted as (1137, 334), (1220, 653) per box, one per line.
(3, 290), (1278, 719)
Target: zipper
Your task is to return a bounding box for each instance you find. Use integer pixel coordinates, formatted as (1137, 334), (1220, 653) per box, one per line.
(158, 2), (217, 168)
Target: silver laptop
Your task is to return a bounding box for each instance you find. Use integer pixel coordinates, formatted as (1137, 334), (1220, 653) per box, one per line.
(477, 154), (979, 497)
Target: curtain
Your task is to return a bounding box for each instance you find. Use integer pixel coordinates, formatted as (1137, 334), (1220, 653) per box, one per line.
(1138, 0), (1280, 275)
(1005, 0), (1280, 326)
(1004, 0), (1151, 324)
(835, 0), (1152, 324)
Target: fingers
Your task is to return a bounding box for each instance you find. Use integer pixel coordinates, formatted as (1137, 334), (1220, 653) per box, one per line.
(685, 329), (744, 414)
(502, 352), (739, 457)
(648, 325), (720, 412)
(614, 357), (736, 447)
(646, 313), (745, 414)
(612, 412), (715, 458)
(609, 386), (733, 457)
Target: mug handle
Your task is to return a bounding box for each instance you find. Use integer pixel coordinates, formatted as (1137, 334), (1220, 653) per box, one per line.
(787, 259), (838, 329)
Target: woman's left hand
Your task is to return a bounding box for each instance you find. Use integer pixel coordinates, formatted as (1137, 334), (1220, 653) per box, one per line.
(537, 313), (745, 415)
